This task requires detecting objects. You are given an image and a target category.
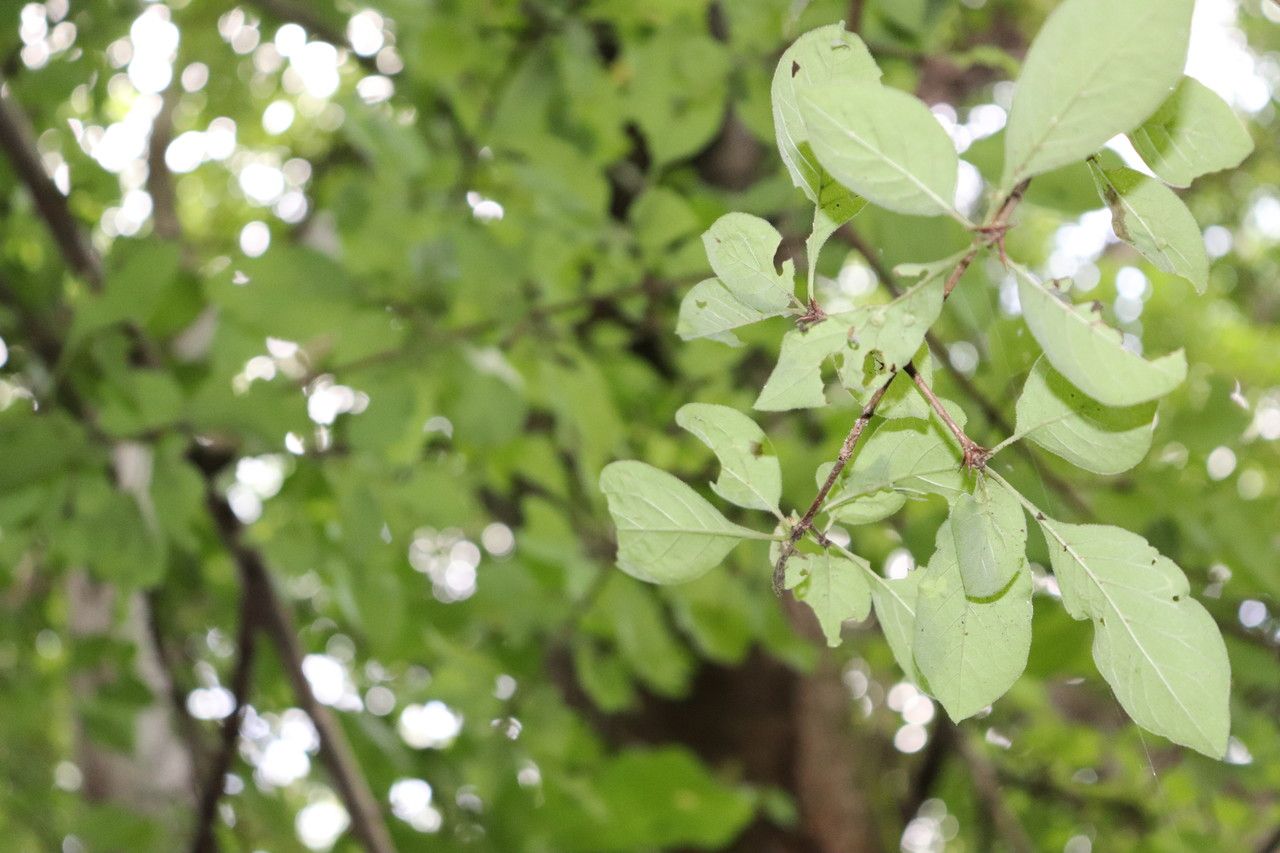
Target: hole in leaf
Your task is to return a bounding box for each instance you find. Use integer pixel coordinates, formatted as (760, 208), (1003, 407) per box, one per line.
(791, 60), (801, 77)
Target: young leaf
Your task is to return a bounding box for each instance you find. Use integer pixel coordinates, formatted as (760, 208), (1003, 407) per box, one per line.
(1129, 77), (1254, 188)
(754, 275), (944, 411)
(869, 569), (923, 683)
(785, 550), (872, 647)
(772, 23), (881, 203)
(676, 279), (776, 346)
(800, 82), (960, 218)
(599, 461), (771, 585)
(1015, 268), (1186, 406)
(949, 479), (1027, 599)
(676, 403), (781, 513)
(1012, 357), (1156, 475)
(914, 518), (1032, 720)
(703, 213), (797, 313)
(1002, 0), (1194, 188)
(1090, 163), (1210, 293)
(1034, 516), (1231, 758)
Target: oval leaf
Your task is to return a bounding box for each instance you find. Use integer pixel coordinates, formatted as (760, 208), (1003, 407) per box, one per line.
(676, 278), (773, 346)
(1013, 357), (1156, 475)
(702, 213), (797, 313)
(772, 24), (881, 202)
(599, 461), (769, 585)
(949, 480), (1027, 599)
(1035, 516), (1231, 758)
(1091, 163), (1209, 293)
(1002, 0), (1194, 187)
(800, 82), (960, 217)
(914, 518), (1033, 720)
(1015, 269), (1187, 406)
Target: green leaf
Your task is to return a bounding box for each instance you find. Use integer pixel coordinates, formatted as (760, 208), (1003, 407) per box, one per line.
(702, 213), (797, 313)
(676, 403), (781, 513)
(771, 23), (881, 202)
(800, 82), (960, 218)
(914, 518), (1032, 720)
(1129, 77), (1254, 188)
(1015, 268), (1187, 406)
(754, 274), (944, 411)
(1090, 163), (1210, 293)
(785, 549), (872, 647)
(599, 461), (770, 585)
(1012, 357), (1156, 475)
(949, 479), (1027, 599)
(869, 570), (922, 683)
(753, 319), (847, 411)
(806, 182), (868, 296)
(1034, 515), (1231, 757)
(828, 416), (966, 514)
(1002, 0), (1194, 187)
(676, 278), (775, 346)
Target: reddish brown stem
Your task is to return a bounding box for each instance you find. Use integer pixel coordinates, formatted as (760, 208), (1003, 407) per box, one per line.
(905, 363), (990, 469)
(772, 377), (893, 594)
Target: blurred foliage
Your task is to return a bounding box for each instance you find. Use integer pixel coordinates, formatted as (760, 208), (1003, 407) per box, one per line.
(0, 0), (1277, 851)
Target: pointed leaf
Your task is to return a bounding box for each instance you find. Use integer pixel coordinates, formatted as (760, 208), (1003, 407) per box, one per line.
(1129, 77), (1254, 188)
(1013, 357), (1156, 475)
(800, 82), (960, 217)
(785, 550), (872, 648)
(676, 403), (781, 513)
(950, 480), (1027, 599)
(1002, 0), (1194, 187)
(677, 278), (776, 346)
(772, 23), (881, 202)
(1035, 516), (1231, 757)
(1015, 268), (1186, 406)
(914, 518), (1032, 720)
(753, 319), (848, 411)
(599, 461), (769, 585)
(1091, 163), (1209, 293)
(703, 213), (797, 313)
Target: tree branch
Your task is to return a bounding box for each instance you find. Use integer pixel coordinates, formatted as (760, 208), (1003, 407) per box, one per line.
(905, 363), (990, 468)
(0, 78), (103, 288)
(0, 82), (396, 853)
(772, 378), (893, 594)
(955, 733), (1035, 853)
(190, 589), (259, 853)
(203, 491), (395, 853)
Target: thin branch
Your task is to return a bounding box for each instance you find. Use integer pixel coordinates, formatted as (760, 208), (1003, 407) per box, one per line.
(905, 363), (990, 468)
(204, 492), (395, 853)
(0, 78), (103, 288)
(846, 0), (866, 33)
(191, 590), (259, 853)
(144, 592), (212, 799)
(772, 377), (893, 594)
(147, 89), (181, 242)
(0, 84), (396, 853)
